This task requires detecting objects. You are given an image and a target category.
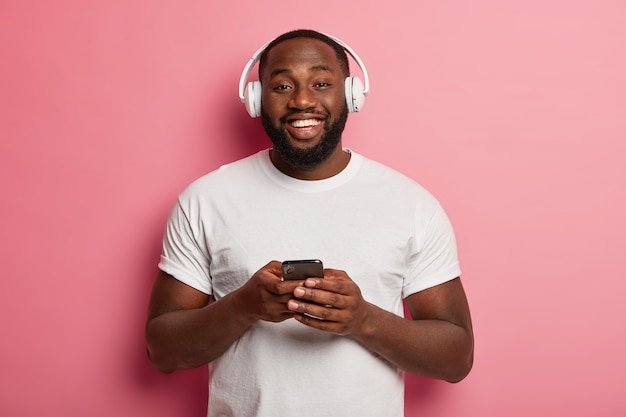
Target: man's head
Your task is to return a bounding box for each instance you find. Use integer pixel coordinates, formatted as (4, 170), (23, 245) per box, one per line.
(258, 30), (350, 172)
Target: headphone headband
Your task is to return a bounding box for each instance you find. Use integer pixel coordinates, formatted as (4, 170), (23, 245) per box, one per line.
(238, 32), (370, 117)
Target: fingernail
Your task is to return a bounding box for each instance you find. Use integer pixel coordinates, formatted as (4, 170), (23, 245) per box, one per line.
(294, 288), (305, 297)
(288, 300), (299, 310)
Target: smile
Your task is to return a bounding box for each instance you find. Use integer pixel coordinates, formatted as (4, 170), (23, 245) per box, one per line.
(283, 116), (326, 141)
(288, 119), (323, 128)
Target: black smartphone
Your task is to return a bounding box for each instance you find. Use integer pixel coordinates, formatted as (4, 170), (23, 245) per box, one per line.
(281, 259), (324, 280)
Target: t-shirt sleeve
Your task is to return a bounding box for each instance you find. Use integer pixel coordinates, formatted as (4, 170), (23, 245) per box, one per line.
(158, 198), (212, 295)
(402, 203), (461, 297)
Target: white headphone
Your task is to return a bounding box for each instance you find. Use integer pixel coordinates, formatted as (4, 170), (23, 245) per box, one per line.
(238, 33), (370, 118)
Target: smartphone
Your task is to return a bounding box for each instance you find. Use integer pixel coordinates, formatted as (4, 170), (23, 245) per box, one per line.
(281, 259), (324, 281)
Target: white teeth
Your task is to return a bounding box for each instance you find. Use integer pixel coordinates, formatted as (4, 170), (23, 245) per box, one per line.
(290, 119), (321, 128)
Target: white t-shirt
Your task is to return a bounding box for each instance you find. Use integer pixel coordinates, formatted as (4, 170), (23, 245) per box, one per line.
(159, 149), (461, 417)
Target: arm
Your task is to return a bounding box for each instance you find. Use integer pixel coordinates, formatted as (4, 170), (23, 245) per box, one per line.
(145, 261), (300, 373)
(287, 271), (474, 382)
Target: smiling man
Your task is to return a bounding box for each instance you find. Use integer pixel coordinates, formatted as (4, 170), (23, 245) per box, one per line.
(146, 29), (473, 417)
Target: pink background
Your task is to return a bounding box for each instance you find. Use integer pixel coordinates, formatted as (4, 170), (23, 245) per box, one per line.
(1, 1), (625, 416)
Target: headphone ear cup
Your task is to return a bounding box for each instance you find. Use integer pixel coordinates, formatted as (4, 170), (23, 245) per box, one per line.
(345, 77), (365, 113)
(244, 81), (262, 118)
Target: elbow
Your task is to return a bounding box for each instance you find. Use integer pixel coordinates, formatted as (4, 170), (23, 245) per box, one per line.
(145, 330), (203, 374)
(445, 322), (474, 383)
(445, 345), (474, 383)
(145, 344), (177, 374)
(145, 325), (184, 374)
(445, 359), (473, 383)
(145, 322), (210, 373)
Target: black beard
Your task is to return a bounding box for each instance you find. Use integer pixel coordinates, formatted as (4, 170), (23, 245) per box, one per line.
(261, 106), (349, 170)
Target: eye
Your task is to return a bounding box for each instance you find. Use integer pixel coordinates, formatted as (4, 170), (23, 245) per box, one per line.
(272, 83), (293, 94)
(315, 82), (330, 88)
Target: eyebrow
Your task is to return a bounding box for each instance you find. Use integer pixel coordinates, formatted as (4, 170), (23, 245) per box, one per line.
(269, 65), (334, 79)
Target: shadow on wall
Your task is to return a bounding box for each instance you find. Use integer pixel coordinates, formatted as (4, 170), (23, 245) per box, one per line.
(123, 99), (265, 417)
(195, 94), (271, 164)
(128, 217), (209, 416)
(230, 99), (271, 156)
(405, 373), (443, 411)
(401, 301), (443, 411)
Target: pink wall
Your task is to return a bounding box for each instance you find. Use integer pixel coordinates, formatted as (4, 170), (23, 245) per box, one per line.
(1, 1), (625, 415)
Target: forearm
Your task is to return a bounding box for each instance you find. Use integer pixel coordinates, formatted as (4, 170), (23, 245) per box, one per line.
(353, 304), (474, 382)
(145, 290), (255, 373)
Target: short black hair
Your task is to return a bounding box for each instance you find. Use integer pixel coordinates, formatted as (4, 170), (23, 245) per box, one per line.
(258, 29), (350, 79)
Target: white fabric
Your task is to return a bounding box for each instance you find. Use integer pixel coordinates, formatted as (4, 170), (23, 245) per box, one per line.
(159, 149), (461, 417)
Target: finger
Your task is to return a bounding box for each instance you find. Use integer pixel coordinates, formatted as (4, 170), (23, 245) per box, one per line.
(287, 299), (338, 321)
(260, 261), (303, 295)
(293, 285), (345, 309)
(302, 277), (352, 297)
(322, 268), (351, 280)
(293, 310), (350, 335)
(270, 279), (303, 296)
(264, 260), (285, 277)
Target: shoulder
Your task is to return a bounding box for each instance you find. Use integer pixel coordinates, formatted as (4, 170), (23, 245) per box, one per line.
(179, 150), (267, 200)
(356, 153), (440, 208)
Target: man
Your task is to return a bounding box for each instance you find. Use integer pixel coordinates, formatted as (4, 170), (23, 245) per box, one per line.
(146, 29), (473, 417)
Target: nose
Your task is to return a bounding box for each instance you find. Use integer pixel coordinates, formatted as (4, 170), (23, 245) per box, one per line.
(288, 85), (317, 110)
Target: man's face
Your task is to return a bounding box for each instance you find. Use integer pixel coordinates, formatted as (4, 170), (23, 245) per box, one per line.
(260, 38), (348, 170)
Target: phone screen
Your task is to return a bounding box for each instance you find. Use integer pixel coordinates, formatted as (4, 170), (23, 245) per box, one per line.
(281, 259), (324, 280)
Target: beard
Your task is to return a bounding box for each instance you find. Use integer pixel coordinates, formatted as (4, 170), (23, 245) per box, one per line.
(261, 105), (349, 170)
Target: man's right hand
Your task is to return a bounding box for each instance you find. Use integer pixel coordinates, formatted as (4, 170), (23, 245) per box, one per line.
(146, 261), (302, 372)
(234, 260), (303, 323)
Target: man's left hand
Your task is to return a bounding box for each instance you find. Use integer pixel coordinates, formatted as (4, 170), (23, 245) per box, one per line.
(287, 268), (373, 336)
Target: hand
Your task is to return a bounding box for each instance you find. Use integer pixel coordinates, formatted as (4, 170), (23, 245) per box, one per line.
(235, 261), (302, 323)
(287, 269), (372, 336)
